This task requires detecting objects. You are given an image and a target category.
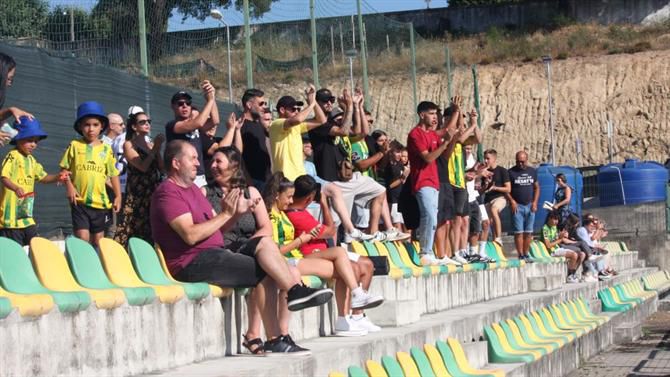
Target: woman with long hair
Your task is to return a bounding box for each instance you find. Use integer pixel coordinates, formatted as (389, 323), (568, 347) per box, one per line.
(0, 53), (34, 145)
(113, 112), (164, 246)
(553, 173), (572, 229)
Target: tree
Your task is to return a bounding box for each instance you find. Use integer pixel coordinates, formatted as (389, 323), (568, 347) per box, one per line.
(44, 6), (111, 44)
(0, 0), (48, 39)
(92, 0), (277, 62)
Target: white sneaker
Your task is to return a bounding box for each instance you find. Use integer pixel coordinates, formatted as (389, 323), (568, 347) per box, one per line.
(583, 274), (598, 283)
(351, 287), (384, 310)
(343, 228), (374, 243)
(372, 231), (388, 242)
(566, 275), (579, 284)
(334, 316), (368, 337)
(494, 238), (503, 245)
(383, 228), (411, 242)
(438, 256), (461, 266)
(350, 314), (381, 332)
(420, 255), (439, 266)
(452, 254), (469, 265)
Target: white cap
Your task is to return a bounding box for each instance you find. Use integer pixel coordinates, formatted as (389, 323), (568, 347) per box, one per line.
(127, 105), (144, 116)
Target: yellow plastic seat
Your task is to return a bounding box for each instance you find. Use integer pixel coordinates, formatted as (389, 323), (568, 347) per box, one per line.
(98, 238), (184, 304)
(0, 285), (54, 316)
(328, 372), (346, 377)
(423, 343), (453, 376)
(493, 323), (542, 360)
(155, 244), (232, 298)
(446, 338), (505, 377)
(365, 360), (389, 377)
(29, 237), (126, 309)
(396, 351), (422, 377)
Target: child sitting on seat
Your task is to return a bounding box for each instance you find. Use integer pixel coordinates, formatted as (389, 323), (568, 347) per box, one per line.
(541, 211), (586, 283)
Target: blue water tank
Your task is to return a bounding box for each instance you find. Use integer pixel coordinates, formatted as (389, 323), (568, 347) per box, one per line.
(597, 159), (668, 207)
(534, 164), (583, 231)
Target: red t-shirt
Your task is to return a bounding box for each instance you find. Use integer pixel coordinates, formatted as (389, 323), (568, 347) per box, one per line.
(407, 125), (441, 193)
(150, 179), (224, 275)
(285, 209), (328, 256)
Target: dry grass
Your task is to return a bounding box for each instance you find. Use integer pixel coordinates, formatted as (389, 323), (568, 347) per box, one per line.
(150, 22), (670, 96)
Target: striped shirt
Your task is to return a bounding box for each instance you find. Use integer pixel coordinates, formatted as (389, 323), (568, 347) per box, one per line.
(0, 150), (47, 228)
(448, 143), (466, 189)
(59, 139), (119, 210)
(270, 208), (303, 259)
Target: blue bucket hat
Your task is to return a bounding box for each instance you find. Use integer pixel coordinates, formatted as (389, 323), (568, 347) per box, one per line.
(10, 116), (48, 145)
(74, 101), (109, 135)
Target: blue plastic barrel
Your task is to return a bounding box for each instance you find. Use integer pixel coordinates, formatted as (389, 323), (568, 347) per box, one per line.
(534, 164), (583, 231)
(598, 159), (668, 207)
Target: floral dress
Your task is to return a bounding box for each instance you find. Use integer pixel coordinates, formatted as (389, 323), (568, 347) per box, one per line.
(114, 144), (161, 246)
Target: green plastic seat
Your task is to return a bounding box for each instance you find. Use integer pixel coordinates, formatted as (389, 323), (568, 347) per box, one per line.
(485, 242), (512, 268)
(128, 237), (210, 301)
(65, 237), (156, 306)
(553, 303), (597, 331)
(544, 306), (587, 336)
(511, 317), (563, 350)
(483, 325), (536, 363)
(409, 346), (437, 377)
(499, 321), (549, 355)
(380, 355), (404, 377)
(403, 241), (451, 275)
(598, 289), (631, 312)
(301, 275), (325, 288)
(523, 312), (572, 345)
(0, 237), (90, 313)
(347, 365), (368, 377)
(0, 297), (12, 318)
(613, 285), (642, 305)
(573, 298), (608, 325)
(384, 241), (431, 277)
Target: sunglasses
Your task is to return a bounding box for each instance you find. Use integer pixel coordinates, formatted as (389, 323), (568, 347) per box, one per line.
(290, 106), (301, 112)
(176, 100), (192, 107)
(258, 101), (267, 107)
(137, 119), (152, 126)
(320, 97), (336, 104)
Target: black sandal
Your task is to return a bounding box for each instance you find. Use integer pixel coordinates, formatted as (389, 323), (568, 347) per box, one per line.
(242, 334), (265, 356)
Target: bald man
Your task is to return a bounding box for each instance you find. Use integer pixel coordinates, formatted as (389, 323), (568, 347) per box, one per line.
(506, 151), (539, 261)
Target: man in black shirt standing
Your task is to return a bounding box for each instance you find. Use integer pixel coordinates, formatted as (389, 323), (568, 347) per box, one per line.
(507, 151), (539, 261)
(240, 88), (272, 190)
(482, 149), (510, 244)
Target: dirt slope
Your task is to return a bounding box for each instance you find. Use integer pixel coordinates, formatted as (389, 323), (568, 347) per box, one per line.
(263, 50), (670, 167)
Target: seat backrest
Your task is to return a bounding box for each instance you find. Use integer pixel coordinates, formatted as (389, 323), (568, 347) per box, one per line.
(380, 355), (404, 377)
(363, 241), (380, 257)
(65, 237), (116, 289)
(365, 360), (388, 377)
(29, 237), (84, 291)
(98, 238), (146, 286)
(409, 347), (436, 377)
(128, 237), (173, 285)
(0, 237), (48, 294)
(437, 339), (465, 375)
(346, 366), (368, 377)
(423, 344), (451, 377)
(396, 351), (421, 377)
(350, 241), (369, 257)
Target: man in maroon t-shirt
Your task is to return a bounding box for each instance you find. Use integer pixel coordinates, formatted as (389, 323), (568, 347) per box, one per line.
(150, 140), (332, 354)
(406, 101), (454, 266)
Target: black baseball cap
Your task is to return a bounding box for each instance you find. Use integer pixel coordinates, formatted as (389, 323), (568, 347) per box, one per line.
(171, 91), (192, 104)
(328, 108), (344, 122)
(276, 96), (304, 111)
(316, 88), (336, 103)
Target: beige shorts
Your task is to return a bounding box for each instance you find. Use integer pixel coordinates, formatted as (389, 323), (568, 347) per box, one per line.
(487, 197), (507, 213)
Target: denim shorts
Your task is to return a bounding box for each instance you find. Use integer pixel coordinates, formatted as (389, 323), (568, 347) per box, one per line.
(512, 203), (535, 233)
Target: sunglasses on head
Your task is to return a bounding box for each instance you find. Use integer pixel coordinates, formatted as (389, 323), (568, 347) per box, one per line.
(176, 100), (191, 107)
(137, 119), (152, 126)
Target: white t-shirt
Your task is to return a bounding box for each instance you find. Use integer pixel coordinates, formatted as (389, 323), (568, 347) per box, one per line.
(465, 153), (479, 202)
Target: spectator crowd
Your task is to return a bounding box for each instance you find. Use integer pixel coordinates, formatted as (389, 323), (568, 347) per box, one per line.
(0, 52), (618, 355)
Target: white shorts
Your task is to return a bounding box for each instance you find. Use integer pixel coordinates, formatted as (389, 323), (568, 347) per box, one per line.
(479, 204), (489, 222)
(390, 203), (404, 224)
(194, 174), (207, 188)
(551, 248), (571, 257)
(353, 203), (370, 228)
(334, 173), (385, 213)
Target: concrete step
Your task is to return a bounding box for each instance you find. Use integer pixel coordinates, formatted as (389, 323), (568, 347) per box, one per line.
(614, 322), (642, 343)
(528, 274), (564, 292)
(147, 266), (659, 377)
(366, 299), (421, 326)
(658, 298), (670, 311)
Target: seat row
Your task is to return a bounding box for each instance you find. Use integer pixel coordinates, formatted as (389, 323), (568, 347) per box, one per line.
(484, 297), (609, 364)
(329, 337), (505, 377)
(0, 236), (232, 318)
(641, 270), (670, 293)
(349, 240), (524, 280)
(529, 240), (633, 265)
(598, 279), (656, 312)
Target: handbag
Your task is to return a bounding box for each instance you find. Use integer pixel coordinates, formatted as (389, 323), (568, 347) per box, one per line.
(367, 255), (390, 276)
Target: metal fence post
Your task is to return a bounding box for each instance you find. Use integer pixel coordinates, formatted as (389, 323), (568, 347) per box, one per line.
(472, 64), (484, 162)
(243, 0), (253, 88)
(356, 0), (369, 106)
(409, 22), (418, 123)
(137, 0), (149, 77)
(310, 0), (319, 87)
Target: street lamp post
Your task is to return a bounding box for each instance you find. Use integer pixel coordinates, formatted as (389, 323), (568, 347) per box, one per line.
(542, 55), (555, 165)
(210, 9), (233, 102)
(345, 49), (358, 95)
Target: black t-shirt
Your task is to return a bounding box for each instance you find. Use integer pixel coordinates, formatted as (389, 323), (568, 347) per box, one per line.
(165, 120), (205, 175)
(309, 122), (346, 182)
(385, 161), (404, 204)
(508, 165), (537, 205)
(484, 165), (510, 203)
(437, 154), (449, 184)
(240, 120), (271, 182)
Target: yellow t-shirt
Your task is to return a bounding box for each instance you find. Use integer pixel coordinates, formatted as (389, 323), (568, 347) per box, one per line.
(269, 118), (308, 181)
(0, 150), (47, 229)
(59, 139), (119, 210)
(270, 208), (303, 259)
(448, 143), (466, 189)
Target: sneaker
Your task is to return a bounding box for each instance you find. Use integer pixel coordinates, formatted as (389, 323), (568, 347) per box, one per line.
(478, 255), (495, 263)
(465, 254), (482, 263)
(372, 231), (388, 242)
(494, 237), (503, 245)
(598, 272), (613, 281)
(437, 256), (461, 266)
(264, 335), (311, 356)
(583, 274), (598, 283)
(566, 275), (579, 284)
(351, 287), (384, 310)
(452, 254), (469, 265)
(420, 254), (439, 266)
(287, 284), (334, 311)
(383, 228), (411, 242)
(343, 228), (375, 243)
(350, 314), (381, 333)
(334, 316), (368, 337)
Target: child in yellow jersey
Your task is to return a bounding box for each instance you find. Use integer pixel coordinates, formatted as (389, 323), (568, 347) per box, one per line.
(60, 101), (120, 247)
(0, 116), (64, 245)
